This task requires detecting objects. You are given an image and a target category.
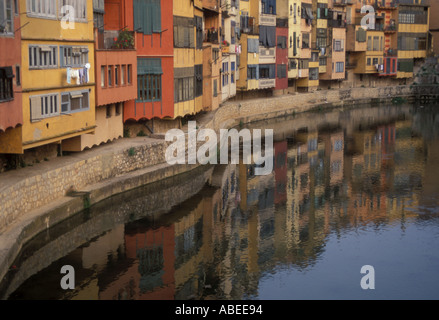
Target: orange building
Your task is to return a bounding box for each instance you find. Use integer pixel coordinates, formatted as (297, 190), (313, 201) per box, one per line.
(0, 1), (22, 153)
(103, 0), (176, 122)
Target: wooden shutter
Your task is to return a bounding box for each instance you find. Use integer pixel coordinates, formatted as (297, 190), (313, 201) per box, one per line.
(30, 96), (42, 122)
(152, 0), (161, 32)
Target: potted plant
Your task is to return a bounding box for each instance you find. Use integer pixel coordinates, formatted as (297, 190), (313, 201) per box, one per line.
(113, 29), (135, 49)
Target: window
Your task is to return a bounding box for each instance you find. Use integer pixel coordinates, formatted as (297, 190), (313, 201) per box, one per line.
(101, 66), (106, 87)
(222, 62), (228, 87)
(259, 26), (276, 48)
(319, 57), (327, 66)
(335, 62), (344, 73)
(26, 0), (56, 18)
(127, 65), (132, 84)
(115, 102), (122, 116)
(60, 46), (88, 67)
(28, 45), (58, 69)
(195, 64), (203, 97)
(108, 65), (113, 86)
(134, 0), (161, 35)
(29, 93), (60, 122)
(212, 49), (220, 64)
(289, 59), (297, 70)
(367, 36), (372, 51)
(259, 64), (275, 79)
(106, 105), (112, 118)
(356, 28), (366, 43)
(309, 67), (318, 80)
(115, 65), (119, 86)
(367, 58), (371, 66)
(121, 65), (126, 85)
(277, 36), (287, 49)
(137, 58), (163, 102)
(398, 59), (414, 73)
(174, 17), (194, 48)
(195, 16), (203, 49)
(0, 67), (13, 102)
(138, 73), (162, 101)
(373, 36), (379, 51)
(174, 77), (194, 103)
(231, 62), (235, 84)
(277, 64), (287, 79)
(311, 52), (318, 62)
(59, 0), (87, 21)
(213, 79), (218, 97)
(60, 90), (89, 114)
(247, 65), (259, 79)
(333, 40), (344, 52)
(302, 33), (310, 49)
(0, 0), (13, 34)
(373, 58), (379, 65)
(316, 37), (327, 49)
(15, 65), (20, 86)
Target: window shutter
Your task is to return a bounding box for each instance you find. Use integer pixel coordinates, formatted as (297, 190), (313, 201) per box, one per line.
(152, 0), (161, 32)
(30, 96), (42, 122)
(189, 27), (195, 48)
(134, 0), (142, 33)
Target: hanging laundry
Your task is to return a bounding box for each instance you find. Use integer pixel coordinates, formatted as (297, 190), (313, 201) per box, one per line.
(78, 68), (84, 84)
(66, 67), (72, 84)
(71, 69), (80, 85)
(85, 63), (91, 83)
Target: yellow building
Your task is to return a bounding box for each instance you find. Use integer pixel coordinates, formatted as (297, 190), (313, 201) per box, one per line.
(173, 0), (202, 118)
(287, 0), (302, 79)
(0, 0), (96, 154)
(237, 0), (260, 91)
(296, 0), (313, 91)
(396, 0), (430, 78)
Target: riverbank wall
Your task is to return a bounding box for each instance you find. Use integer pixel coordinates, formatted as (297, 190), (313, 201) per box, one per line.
(0, 84), (431, 282)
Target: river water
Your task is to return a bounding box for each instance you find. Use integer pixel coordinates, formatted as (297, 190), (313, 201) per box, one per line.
(1, 103), (439, 300)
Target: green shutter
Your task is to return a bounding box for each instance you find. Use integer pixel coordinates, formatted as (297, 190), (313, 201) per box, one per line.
(134, 0), (142, 33)
(138, 58), (162, 75)
(152, 0), (161, 32)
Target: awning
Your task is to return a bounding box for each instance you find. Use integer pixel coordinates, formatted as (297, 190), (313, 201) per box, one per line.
(40, 45), (52, 52)
(70, 91), (83, 99)
(137, 58), (162, 75)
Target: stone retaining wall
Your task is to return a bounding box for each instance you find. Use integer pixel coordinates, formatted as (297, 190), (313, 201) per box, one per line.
(0, 85), (414, 234)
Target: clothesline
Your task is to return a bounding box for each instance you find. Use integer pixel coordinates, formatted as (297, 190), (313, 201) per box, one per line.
(66, 64), (91, 85)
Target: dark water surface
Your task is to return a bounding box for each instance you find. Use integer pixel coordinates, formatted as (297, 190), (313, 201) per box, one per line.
(2, 103), (439, 300)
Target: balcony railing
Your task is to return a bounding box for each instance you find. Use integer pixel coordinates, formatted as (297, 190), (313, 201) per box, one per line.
(205, 29), (219, 44)
(398, 0), (429, 6)
(97, 30), (135, 50)
(333, 0), (353, 6)
(329, 19), (347, 28)
(385, 48), (398, 56)
(375, 0), (398, 9)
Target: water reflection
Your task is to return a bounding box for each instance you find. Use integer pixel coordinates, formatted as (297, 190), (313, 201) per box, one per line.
(3, 104), (439, 300)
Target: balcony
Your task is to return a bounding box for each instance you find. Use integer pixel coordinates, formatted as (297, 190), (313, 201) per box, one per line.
(259, 79), (276, 89)
(329, 19), (347, 28)
(333, 0), (353, 6)
(205, 28), (219, 44)
(375, 0), (397, 9)
(221, 0), (238, 17)
(96, 30), (135, 50)
(260, 13), (276, 27)
(95, 30), (137, 107)
(398, 0), (429, 6)
(203, 0), (220, 12)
